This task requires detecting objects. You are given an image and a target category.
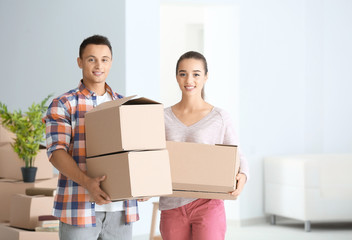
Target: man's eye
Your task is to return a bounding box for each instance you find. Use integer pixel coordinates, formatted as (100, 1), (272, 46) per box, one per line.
(194, 74), (200, 77)
(179, 73), (186, 77)
(88, 58), (94, 62)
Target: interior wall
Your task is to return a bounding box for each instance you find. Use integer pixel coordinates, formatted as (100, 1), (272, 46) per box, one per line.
(125, 0), (161, 100)
(238, 0), (307, 220)
(0, 0), (126, 110)
(160, 5), (205, 109)
(322, 0), (352, 153)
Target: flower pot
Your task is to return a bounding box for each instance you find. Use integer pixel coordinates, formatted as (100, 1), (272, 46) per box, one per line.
(21, 167), (37, 182)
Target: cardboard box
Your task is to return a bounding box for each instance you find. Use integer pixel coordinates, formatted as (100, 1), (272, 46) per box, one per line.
(86, 150), (172, 200)
(85, 96), (166, 157)
(0, 223), (59, 240)
(0, 176), (57, 222)
(166, 141), (240, 200)
(0, 144), (53, 180)
(10, 194), (54, 230)
(0, 123), (15, 145)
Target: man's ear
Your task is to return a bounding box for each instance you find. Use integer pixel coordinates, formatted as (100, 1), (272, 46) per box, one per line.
(77, 57), (83, 69)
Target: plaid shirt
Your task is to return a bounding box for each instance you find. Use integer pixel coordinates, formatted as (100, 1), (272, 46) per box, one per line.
(43, 80), (139, 227)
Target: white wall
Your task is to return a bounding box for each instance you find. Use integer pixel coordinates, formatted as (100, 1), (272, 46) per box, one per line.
(125, 0), (160, 100)
(160, 4), (205, 108)
(0, 0), (127, 110)
(322, 0), (352, 153)
(238, 0), (307, 220)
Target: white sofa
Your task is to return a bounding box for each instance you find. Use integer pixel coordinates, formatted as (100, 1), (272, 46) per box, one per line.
(264, 154), (352, 231)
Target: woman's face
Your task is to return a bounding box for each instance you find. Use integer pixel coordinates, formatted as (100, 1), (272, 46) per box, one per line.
(176, 58), (208, 98)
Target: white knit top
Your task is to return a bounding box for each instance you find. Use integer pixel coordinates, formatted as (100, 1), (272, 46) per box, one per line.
(159, 107), (249, 211)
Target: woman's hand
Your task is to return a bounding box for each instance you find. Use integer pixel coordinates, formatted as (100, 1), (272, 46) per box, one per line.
(229, 173), (247, 198)
(137, 197), (151, 202)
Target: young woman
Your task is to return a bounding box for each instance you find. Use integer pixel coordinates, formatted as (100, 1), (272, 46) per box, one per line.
(159, 51), (249, 240)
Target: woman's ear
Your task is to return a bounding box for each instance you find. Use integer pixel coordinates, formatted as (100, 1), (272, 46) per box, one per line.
(204, 72), (209, 83)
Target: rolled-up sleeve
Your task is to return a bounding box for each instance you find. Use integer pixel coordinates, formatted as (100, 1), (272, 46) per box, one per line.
(43, 98), (72, 160)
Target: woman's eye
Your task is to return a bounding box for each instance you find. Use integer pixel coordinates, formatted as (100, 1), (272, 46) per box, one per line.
(179, 73), (186, 77)
(194, 73), (200, 77)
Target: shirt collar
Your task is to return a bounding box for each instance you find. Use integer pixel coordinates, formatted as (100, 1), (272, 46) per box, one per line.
(78, 80), (118, 100)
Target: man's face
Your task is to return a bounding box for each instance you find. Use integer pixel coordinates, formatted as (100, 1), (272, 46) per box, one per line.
(77, 44), (112, 86)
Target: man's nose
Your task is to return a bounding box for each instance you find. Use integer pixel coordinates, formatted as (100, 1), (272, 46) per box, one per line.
(95, 60), (102, 68)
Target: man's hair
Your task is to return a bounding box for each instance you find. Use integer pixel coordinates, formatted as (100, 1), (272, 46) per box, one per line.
(79, 35), (112, 58)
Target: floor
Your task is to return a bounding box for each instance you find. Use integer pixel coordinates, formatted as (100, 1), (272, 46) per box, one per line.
(226, 221), (352, 240)
(133, 219), (352, 240)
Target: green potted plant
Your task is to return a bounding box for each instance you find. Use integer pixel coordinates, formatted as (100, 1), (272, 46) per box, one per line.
(0, 95), (51, 182)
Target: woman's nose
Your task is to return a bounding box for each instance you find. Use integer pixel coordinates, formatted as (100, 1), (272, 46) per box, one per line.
(186, 75), (193, 83)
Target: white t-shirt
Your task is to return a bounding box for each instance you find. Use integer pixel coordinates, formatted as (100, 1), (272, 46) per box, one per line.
(94, 91), (124, 212)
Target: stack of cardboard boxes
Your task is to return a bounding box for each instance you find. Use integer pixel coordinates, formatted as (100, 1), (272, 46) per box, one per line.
(85, 96), (241, 201)
(0, 124), (59, 239)
(85, 96), (172, 200)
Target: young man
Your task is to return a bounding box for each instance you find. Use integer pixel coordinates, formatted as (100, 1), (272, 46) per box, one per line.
(43, 35), (139, 240)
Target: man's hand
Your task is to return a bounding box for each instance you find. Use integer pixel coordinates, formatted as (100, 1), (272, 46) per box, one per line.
(229, 173), (247, 198)
(50, 150), (111, 205)
(84, 175), (112, 205)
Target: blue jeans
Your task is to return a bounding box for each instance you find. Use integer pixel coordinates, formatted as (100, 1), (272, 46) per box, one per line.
(59, 211), (132, 240)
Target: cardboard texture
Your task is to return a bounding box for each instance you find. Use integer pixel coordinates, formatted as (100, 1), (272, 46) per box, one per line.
(86, 150), (172, 200)
(0, 123), (15, 145)
(85, 96), (166, 157)
(166, 141), (240, 200)
(0, 223), (59, 240)
(25, 187), (56, 196)
(0, 176), (57, 222)
(10, 194), (54, 230)
(0, 144), (53, 180)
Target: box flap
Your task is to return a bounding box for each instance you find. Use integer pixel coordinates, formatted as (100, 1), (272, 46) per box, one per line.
(85, 95), (137, 114)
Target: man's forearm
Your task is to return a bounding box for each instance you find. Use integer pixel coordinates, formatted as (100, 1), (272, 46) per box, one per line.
(50, 149), (111, 204)
(50, 149), (90, 188)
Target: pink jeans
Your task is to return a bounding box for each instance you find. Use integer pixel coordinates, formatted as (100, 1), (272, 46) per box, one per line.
(160, 199), (226, 240)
